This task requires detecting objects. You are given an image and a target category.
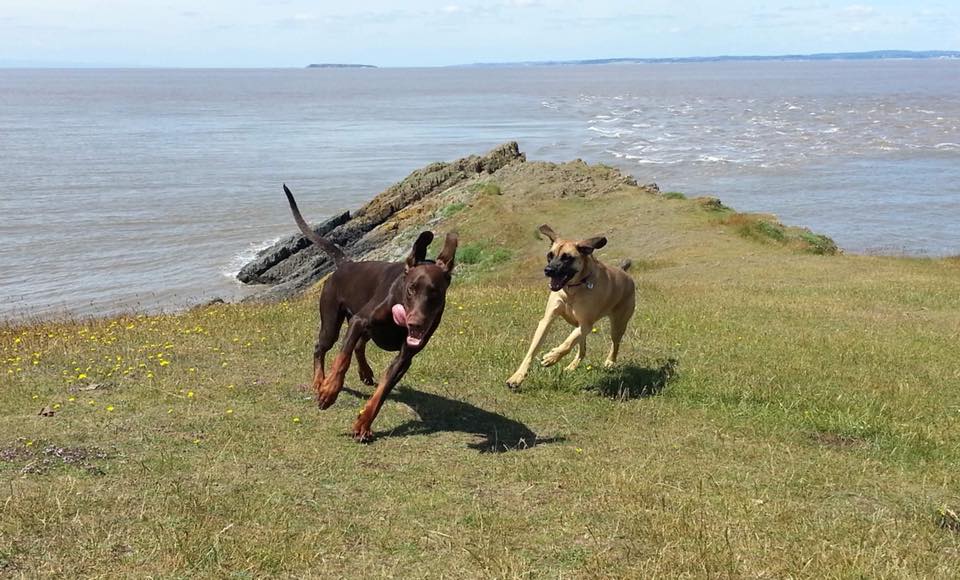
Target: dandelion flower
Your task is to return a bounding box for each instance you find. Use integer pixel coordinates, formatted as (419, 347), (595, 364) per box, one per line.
(187, 391), (195, 398)
(193, 438), (201, 445)
(106, 405), (115, 412)
(167, 408), (173, 414)
(78, 373), (88, 380)
(292, 416), (301, 424)
(225, 409), (234, 415)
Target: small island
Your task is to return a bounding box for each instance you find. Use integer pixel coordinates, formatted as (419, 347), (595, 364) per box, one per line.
(306, 63), (377, 69)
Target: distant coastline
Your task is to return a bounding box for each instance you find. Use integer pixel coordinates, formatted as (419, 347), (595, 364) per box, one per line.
(306, 63), (377, 69)
(460, 50), (960, 68)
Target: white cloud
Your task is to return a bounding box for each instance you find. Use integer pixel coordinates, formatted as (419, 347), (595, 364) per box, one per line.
(841, 4), (877, 18)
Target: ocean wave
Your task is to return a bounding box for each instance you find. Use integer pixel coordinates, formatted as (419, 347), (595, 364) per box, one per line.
(587, 126), (633, 137)
(221, 236), (282, 280)
(696, 154), (741, 164)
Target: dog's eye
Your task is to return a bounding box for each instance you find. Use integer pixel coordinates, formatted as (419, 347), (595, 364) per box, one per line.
(407, 285), (415, 295)
(561, 254), (573, 262)
(546, 252), (554, 260)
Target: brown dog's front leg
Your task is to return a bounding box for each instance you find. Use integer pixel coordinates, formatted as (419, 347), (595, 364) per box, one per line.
(354, 337), (376, 386)
(352, 353), (413, 442)
(317, 319), (366, 410)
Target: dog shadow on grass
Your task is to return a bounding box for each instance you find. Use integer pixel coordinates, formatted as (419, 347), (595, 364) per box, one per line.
(586, 359), (678, 400)
(342, 387), (564, 453)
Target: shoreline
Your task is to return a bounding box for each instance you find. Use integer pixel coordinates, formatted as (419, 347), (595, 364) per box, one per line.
(6, 143), (960, 326)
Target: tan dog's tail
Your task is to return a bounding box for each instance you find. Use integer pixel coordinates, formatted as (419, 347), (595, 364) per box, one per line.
(619, 259), (632, 271)
(283, 184), (347, 266)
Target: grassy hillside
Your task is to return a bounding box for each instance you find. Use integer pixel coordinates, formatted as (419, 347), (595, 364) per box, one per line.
(3, 171), (960, 577)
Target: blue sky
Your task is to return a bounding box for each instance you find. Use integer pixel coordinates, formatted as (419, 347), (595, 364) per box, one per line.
(1, 0), (958, 67)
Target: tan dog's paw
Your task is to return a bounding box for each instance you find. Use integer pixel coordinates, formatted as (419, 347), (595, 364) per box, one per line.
(506, 372), (525, 390)
(603, 359), (616, 369)
(565, 358), (582, 372)
(541, 349), (564, 367)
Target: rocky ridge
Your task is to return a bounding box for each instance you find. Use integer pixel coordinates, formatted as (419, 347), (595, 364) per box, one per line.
(237, 142), (653, 301)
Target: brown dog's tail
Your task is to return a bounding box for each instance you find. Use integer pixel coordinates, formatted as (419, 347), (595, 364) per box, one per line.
(619, 259), (632, 271)
(283, 184), (347, 266)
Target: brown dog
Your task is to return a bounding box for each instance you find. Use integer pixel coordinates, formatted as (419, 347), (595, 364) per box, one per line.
(284, 185), (457, 442)
(506, 224), (635, 389)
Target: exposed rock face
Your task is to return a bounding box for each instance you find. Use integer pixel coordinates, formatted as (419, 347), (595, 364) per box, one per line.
(239, 142), (526, 301)
(236, 211), (350, 285)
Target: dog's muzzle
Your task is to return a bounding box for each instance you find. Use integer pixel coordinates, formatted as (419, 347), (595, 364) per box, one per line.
(544, 263), (576, 292)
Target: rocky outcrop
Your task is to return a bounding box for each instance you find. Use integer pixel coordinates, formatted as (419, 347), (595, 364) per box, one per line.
(239, 142), (526, 301)
(237, 211), (351, 285)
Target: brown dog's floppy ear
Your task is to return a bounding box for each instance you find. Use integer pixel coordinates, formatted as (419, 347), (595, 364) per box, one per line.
(435, 232), (458, 273)
(576, 236), (607, 255)
(538, 224), (558, 243)
(406, 231), (434, 270)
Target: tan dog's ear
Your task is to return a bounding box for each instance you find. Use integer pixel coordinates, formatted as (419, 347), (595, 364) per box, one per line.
(538, 224), (558, 242)
(435, 233), (458, 274)
(576, 236), (607, 255)
(406, 231), (435, 270)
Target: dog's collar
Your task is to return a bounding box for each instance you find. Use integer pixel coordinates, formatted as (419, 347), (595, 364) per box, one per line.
(566, 275), (593, 289)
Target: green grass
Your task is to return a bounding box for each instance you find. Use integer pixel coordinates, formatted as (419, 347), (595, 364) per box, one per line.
(438, 202), (467, 218)
(662, 191), (687, 200)
(468, 181), (502, 197)
(2, 184), (959, 577)
(720, 212), (840, 255)
(455, 241), (513, 271)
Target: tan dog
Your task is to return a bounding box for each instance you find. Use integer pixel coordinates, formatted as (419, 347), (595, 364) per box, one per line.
(506, 224), (635, 389)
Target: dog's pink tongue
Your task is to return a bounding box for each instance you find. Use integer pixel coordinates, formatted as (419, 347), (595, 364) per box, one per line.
(392, 304), (423, 347)
(391, 304), (407, 327)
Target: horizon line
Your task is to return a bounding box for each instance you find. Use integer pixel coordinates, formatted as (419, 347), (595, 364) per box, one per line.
(2, 48), (959, 70)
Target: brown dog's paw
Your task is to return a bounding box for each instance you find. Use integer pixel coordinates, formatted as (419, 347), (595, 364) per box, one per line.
(317, 389), (338, 410)
(352, 421), (375, 443)
(358, 373), (376, 387)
